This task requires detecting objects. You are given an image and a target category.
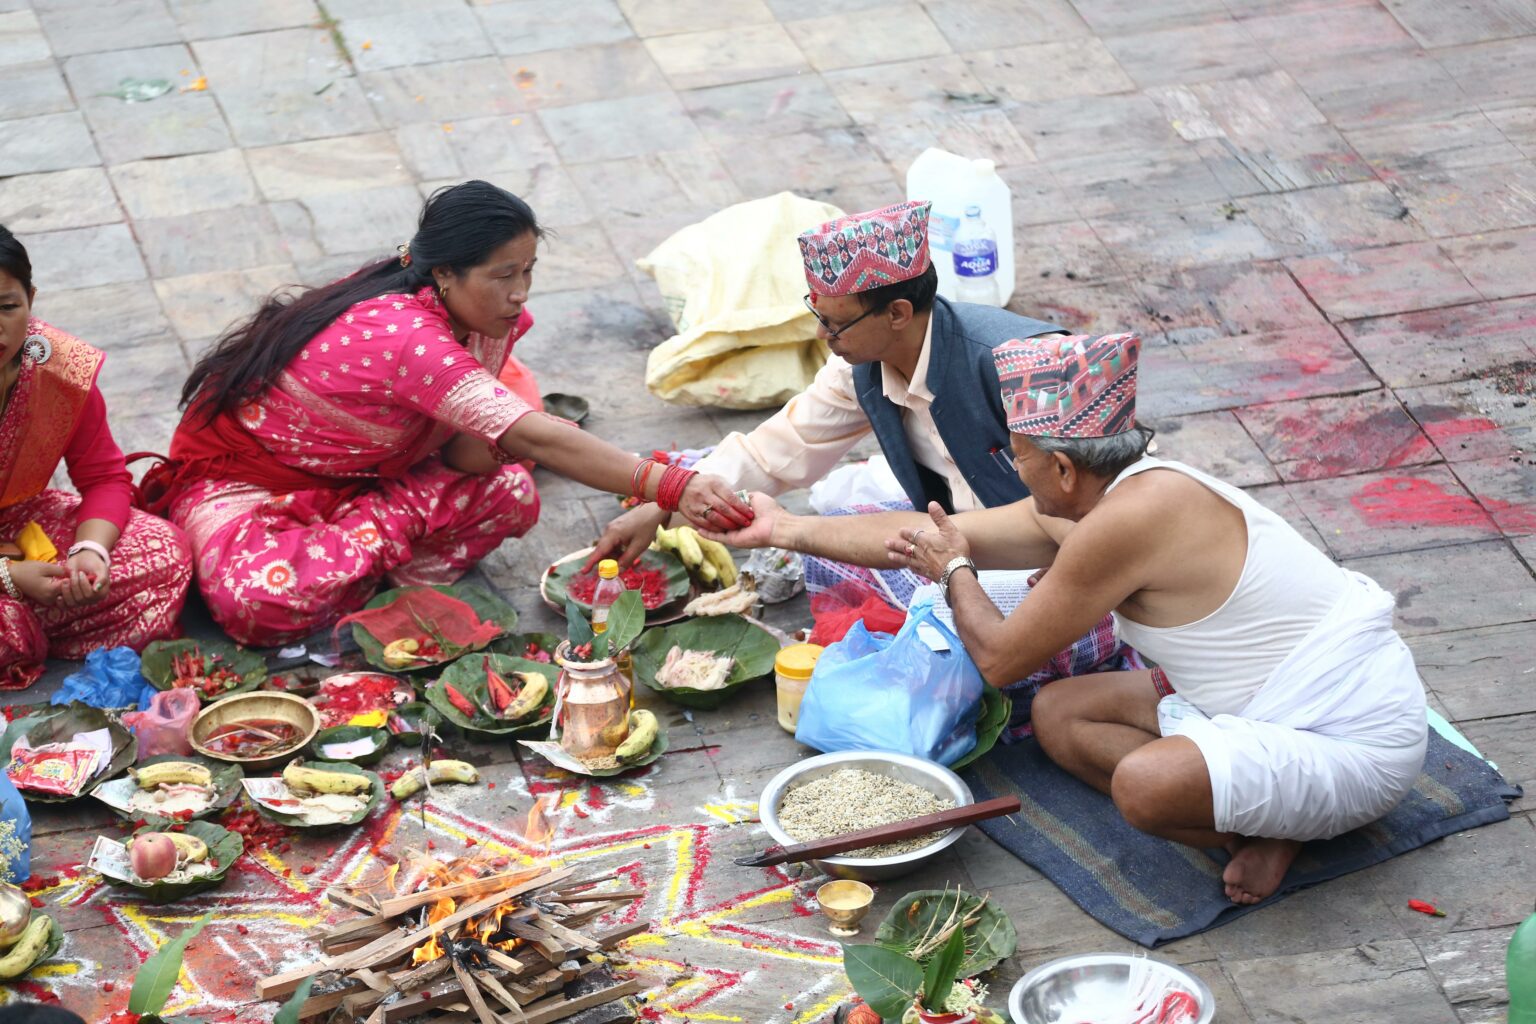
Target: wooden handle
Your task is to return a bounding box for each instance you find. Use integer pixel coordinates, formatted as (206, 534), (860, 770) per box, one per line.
(762, 795), (1020, 866)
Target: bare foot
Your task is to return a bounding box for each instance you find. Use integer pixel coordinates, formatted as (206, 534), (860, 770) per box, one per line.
(1222, 837), (1302, 905)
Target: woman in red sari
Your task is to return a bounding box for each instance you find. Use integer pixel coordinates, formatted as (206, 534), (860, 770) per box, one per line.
(155, 181), (750, 646)
(0, 226), (192, 685)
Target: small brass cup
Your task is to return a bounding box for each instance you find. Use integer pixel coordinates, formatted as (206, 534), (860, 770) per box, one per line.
(816, 879), (874, 937)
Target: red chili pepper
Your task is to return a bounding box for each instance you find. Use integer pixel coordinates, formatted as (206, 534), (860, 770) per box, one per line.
(485, 657), (517, 713)
(1408, 899), (1447, 917)
(1157, 991), (1200, 1023)
(443, 683), (480, 719)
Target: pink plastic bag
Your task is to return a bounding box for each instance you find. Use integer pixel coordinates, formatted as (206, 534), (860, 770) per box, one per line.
(121, 688), (201, 758)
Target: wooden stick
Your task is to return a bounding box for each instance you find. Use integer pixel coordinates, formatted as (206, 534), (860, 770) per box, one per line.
(735, 795), (1022, 867)
(517, 978), (641, 1024)
(326, 887), (380, 914)
(294, 980), (369, 1017)
(554, 889), (644, 905)
(258, 927), (409, 999)
(452, 957), (503, 1024)
(548, 872), (619, 895)
(473, 968), (530, 1020)
(503, 921), (565, 960)
(535, 918), (601, 953)
(482, 947), (527, 976)
(376, 867), (548, 917)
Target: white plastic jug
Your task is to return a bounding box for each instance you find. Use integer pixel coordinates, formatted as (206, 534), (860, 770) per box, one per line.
(905, 148), (1015, 307)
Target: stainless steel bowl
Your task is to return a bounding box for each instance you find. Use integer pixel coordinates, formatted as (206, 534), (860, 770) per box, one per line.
(1009, 953), (1215, 1024)
(758, 750), (973, 881)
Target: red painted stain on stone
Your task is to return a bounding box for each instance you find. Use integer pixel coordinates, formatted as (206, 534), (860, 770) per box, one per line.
(1352, 476), (1536, 532)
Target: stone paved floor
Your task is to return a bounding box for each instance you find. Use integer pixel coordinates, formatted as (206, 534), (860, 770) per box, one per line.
(3, 0), (1536, 1021)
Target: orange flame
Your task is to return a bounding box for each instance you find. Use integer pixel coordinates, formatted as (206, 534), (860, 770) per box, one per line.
(411, 897), (457, 964)
(523, 794), (556, 849)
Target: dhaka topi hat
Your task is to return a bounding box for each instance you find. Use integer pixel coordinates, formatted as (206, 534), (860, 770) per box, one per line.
(798, 200), (931, 297)
(994, 333), (1141, 438)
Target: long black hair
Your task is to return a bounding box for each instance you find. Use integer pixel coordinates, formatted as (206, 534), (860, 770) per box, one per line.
(181, 180), (543, 418)
(0, 224), (34, 294)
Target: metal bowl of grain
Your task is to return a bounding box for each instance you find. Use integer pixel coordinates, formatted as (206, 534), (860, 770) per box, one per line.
(758, 750), (973, 881)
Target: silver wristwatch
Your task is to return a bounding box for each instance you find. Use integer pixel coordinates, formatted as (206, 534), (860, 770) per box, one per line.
(939, 556), (977, 602)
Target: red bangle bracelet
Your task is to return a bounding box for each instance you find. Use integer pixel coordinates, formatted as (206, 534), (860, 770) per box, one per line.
(655, 464), (695, 512)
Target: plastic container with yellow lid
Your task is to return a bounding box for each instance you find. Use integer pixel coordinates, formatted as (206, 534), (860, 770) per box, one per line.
(774, 643), (823, 734)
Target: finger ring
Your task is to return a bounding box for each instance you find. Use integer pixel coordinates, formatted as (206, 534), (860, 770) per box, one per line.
(914, 529), (925, 540)
(702, 505), (713, 516)
(907, 543), (916, 557)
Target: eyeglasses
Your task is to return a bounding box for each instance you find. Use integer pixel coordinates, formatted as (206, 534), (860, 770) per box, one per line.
(803, 294), (877, 341)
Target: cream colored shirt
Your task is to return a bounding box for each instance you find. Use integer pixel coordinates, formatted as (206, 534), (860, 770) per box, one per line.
(692, 316), (985, 512)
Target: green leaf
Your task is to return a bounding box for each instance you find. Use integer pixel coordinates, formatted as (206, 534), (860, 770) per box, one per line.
(842, 944), (923, 1020)
(4, 703), (136, 803)
(565, 600), (594, 647)
(949, 687), (1009, 771)
(602, 590), (646, 656)
(426, 654), (557, 736)
(631, 614), (781, 710)
(545, 548), (690, 613)
(921, 921), (968, 1009)
(873, 888), (1018, 978)
(272, 976), (314, 1024)
(129, 911), (214, 1015)
(140, 639), (268, 702)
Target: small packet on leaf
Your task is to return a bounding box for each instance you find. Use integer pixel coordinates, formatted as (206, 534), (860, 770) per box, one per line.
(7, 745), (102, 797)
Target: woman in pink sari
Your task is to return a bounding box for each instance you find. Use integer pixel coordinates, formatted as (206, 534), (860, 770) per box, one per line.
(153, 181), (751, 646)
(0, 227), (192, 686)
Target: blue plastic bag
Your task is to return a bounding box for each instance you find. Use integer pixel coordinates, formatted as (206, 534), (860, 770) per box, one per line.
(795, 603), (985, 765)
(0, 771), (30, 883)
(52, 646), (155, 710)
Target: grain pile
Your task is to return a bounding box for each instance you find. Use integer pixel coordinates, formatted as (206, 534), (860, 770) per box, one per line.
(776, 768), (955, 857)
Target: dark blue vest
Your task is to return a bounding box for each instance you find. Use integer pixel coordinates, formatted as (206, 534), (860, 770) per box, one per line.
(852, 297), (1063, 512)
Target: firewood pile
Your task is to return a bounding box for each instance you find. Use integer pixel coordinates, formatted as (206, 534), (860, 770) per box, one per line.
(259, 859), (646, 1024)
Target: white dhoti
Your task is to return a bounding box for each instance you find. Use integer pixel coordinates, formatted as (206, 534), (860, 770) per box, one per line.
(1156, 571), (1428, 841)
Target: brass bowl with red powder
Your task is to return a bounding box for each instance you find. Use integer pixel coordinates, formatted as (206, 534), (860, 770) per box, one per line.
(189, 692), (319, 771)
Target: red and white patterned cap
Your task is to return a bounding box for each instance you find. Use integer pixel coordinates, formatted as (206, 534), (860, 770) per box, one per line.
(798, 200), (932, 296)
(994, 333), (1141, 438)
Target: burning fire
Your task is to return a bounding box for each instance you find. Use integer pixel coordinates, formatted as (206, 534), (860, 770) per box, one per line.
(411, 896), (457, 964)
(405, 851), (533, 964)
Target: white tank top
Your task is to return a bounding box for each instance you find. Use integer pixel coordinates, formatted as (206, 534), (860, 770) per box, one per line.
(1107, 457), (1347, 716)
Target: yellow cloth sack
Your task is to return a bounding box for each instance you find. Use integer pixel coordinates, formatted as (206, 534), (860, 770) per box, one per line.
(16, 522), (57, 563)
(640, 192), (843, 410)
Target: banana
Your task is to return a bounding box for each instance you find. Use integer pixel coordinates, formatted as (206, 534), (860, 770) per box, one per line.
(0, 915), (52, 979)
(698, 537), (738, 588)
(502, 671), (549, 722)
(383, 638), (423, 669)
(390, 759), (479, 800)
(674, 527), (704, 571)
(615, 710), (658, 764)
(134, 761), (213, 790)
(698, 559), (718, 585)
(138, 831), (208, 864)
(654, 526), (679, 553)
(283, 761), (372, 796)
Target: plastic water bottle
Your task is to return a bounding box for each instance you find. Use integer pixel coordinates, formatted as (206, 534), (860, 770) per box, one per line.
(1510, 909), (1536, 1024)
(590, 559), (624, 635)
(953, 206), (1001, 306)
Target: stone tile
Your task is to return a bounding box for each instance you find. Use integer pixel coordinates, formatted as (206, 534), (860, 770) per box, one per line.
(1416, 925), (1519, 1024)
(761, 0), (885, 16)
(1371, 816), (1536, 935)
(1140, 411), (1278, 487)
(539, 92), (705, 162)
(167, 0), (321, 41)
(64, 44), (234, 162)
(1135, 261), (1330, 337)
(1089, 204), (1282, 275)
(987, 878), (1136, 962)
(1286, 243), (1482, 322)
(1453, 456), (1536, 537)
(1487, 105), (1536, 158)
(1408, 622), (1536, 721)
(714, 126), (895, 202)
(36, 0), (178, 58)
(135, 205), (292, 276)
(0, 59), (72, 117)
(1399, 376), (1536, 464)
(504, 41), (668, 110)
(1195, 123), (1377, 195)
(1224, 940), (1457, 1024)
(1205, 870), (1407, 958)
(1008, 92), (1185, 161)
(1024, 277), (1168, 338)
(1386, 0), (1536, 47)
(245, 132), (412, 200)
(1444, 227), (1536, 302)
(870, 108), (1034, 177)
(1104, 20), (1272, 88)
(1435, 37), (1536, 111)
(617, 0), (775, 36)
(363, 57), (528, 128)
(644, 22), (807, 91)
(1150, 70), (1327, 143)
(1242, 180), (1424, 257)
(18, 223), (146, 291)
(1289, 49), (1477, 130)
(1246, 481), (1332, 554)
(423, 163), (591, 229)
(1143, 325), (1380, 416)
(193, 31), (376, 146)
(1460, 713), (1536, 804)
(1346, 540), (1536, 636)
(1069, 0), (1231, 34)
(1290, 464), (1505, 559)
(0, 167), (119, 232)
(292, 184), (424, 257)
(0, 110), (98, 175)
(91, 337), (189, 406)
(1339, 297), (1536, 388)
(1069, 152), (1238, 221)
(823, 54), (993, 124)
(680, 73), (850, 144)
(926, 0), (1091, 49)
(109, 149), (258, 219)
(343, 8), (493, 71)
(435, 113), (560, 175)
(1010, 218), (1121, 285)
(29, 280), (175, 350)
(784, 4), (951, 72)
(527, 221), (629, 294)
(1389, 161), (1536, 238)
(1000, 162), (1083, 227)
(478, 0), (634, 56)
(0, 9), (50, 66)
(1347, 113), (1525, 177)
(153, 263), (297, 340)
(964, 38), (1133, 103)
(1243, 1), (1419, 66)
(569, 149), (740, 232)
(1236, 391), (1434, 483)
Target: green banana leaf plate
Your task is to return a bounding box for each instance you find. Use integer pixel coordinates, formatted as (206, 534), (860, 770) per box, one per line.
(950, 687), (1010, 772)
(873, 887), (1019, 977)
(352, 583), (519, 673)
(632, 614), (780, 710)
(540, 547), (691, 619)
(92, 754), (245, 827)
(112, 821), (245, 904)
(488, 630), (560, 664)
(141, 639), (268, 702)
(310, 725), (391, 766)
(2, 704), (137, 804)
(248, 761), (384, 830)
(425, 654), (557, 737)
(518, 717), (669, 777)
(0, 912), (63, 979)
